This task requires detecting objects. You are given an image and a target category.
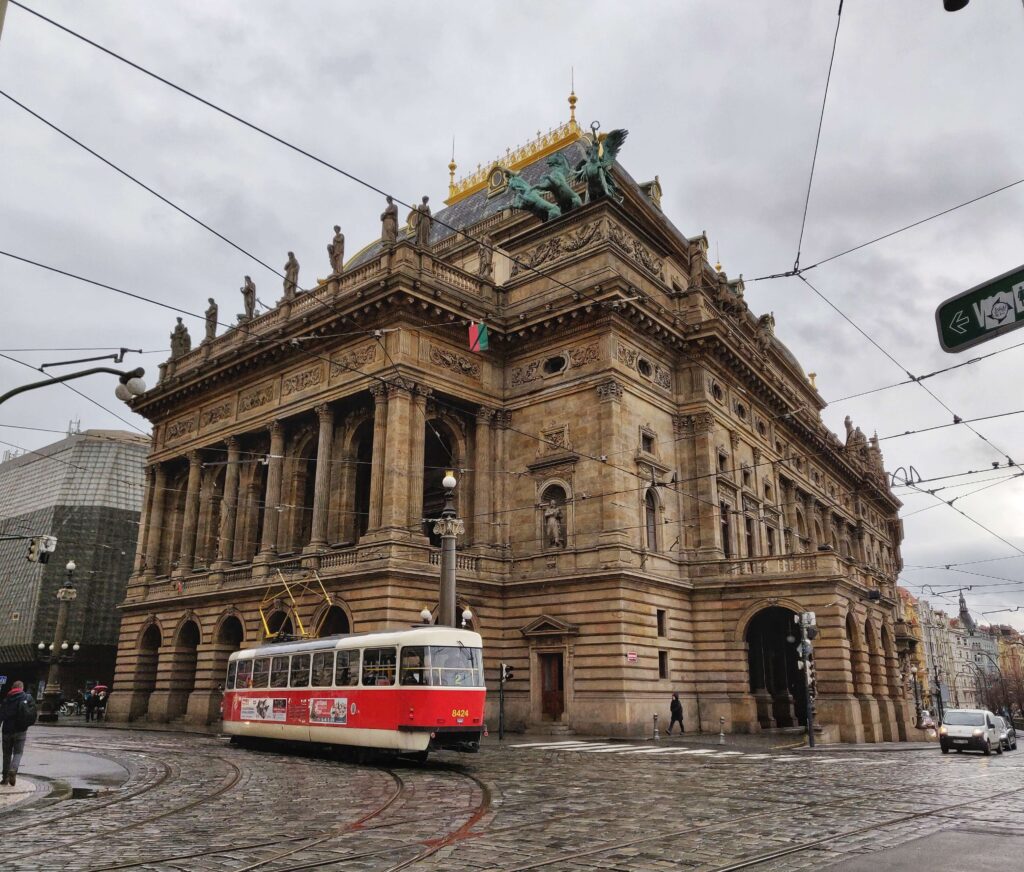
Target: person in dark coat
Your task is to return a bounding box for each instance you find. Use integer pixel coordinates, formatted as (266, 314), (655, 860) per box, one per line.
(1, 680), (35, 786)
(667, 692), (684, 735)
(84, 689), (96, 722)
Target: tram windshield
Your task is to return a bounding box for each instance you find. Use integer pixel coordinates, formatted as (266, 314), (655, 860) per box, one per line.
(428, 645), (484, 687)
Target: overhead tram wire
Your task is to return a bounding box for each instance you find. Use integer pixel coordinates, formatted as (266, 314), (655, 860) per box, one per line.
(792, 0), (844, 275)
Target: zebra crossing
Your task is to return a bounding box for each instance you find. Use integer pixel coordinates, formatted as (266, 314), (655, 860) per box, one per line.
(509, 739), (853, 764)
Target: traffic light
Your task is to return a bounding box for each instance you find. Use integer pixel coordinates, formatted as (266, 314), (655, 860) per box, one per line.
(500, 663), (514, 683)
(26, 538), (40, 563)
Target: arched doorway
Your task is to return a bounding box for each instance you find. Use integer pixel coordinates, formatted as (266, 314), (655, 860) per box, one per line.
(746, 606), (807, 728)
(318, 605), (350, 637)
(133, 623), (162, 720)
(213, 615), (243, 690)
(265, 610), (294, 641)
(162, 620), (200, 721)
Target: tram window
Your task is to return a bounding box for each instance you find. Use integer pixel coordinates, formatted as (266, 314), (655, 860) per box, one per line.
(236, 659), (253, 689)
(335, 650), (360, 686)
(429, 645), (484, 687)
(290, 654), (311, 687)
(251, 657), (271, 688)
(311, 651), (334, 687)
(270, 656), (289, 688)
(400, 646), (428, 686)
(362, 647), (397, 686)
(226, 661), (237, 690)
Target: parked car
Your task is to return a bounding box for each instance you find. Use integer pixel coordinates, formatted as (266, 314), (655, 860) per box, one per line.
(939, 709), (1003, 755)
(994, 716), (1017, 751)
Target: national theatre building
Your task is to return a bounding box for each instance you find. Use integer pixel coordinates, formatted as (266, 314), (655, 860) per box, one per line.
(110, 95), (914, 742)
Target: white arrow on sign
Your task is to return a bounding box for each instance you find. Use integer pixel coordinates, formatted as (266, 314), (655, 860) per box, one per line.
(948, 310), (970, 335)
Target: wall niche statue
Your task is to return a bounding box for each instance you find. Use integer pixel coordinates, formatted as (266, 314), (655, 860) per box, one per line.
(541, 483), (568, 549)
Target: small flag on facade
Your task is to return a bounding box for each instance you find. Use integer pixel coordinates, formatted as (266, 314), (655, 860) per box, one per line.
(469, 321), (489, 352)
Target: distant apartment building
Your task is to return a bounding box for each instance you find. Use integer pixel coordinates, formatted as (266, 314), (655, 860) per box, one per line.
(0, 430), (148, 696)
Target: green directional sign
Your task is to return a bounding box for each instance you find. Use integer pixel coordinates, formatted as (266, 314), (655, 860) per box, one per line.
(936, 263), (1024, 353)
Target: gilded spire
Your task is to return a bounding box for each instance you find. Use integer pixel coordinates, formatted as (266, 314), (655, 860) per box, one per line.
(448, 137), (458, 198)
(569, 67), (577, 125)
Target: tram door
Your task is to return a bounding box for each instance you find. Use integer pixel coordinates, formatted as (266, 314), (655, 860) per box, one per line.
(540, 653), (564, 720)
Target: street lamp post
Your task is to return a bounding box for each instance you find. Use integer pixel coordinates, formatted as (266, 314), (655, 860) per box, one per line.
(933, 664), (945, 721)
(433, 470), (464, 627)
(39, 560), (78, 723)
(910, 666), (922, 727)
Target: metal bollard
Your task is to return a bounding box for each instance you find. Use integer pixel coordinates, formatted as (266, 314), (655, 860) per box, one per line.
(718, 716), (725, 745)
(653, 712), (660, 740)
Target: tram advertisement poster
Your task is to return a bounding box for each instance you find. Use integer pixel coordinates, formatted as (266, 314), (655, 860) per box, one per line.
(309, 697), (348, 725)
(241, 697), (287, 721)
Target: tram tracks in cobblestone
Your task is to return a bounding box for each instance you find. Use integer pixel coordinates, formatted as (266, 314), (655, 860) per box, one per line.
(487, 758), (1024, 872)
(6, 745), (244, 864)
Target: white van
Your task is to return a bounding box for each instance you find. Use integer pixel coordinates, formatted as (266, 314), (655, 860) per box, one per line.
(939, 709), (1002, 755)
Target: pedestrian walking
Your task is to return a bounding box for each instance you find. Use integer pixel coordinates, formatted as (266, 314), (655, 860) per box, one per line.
(95, 690), (108, 721)
(667, 692), (684, 735)
(84, 689), (96, 722)
(1, 680), (38, 786)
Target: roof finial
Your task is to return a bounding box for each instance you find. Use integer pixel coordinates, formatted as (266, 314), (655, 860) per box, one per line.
(448, 137), (457, 198)
(568, 67), (577, 127)
(714, 241), (722, 273)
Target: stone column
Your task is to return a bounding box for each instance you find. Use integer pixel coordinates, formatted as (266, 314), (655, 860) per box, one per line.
(175, 452), (203, 575)
(366, 384), (389, 532)
(133, 466), (155, 575)
(473, 406), (494, 546)
(406, 388), (430, 537)
(380, 383), (413, 532)
(144, 464), (167, 578)
(686, 413), (719, 557)
(804, 495), (819, 550)
(258, 420), (285, 559)
(597, 379), (629, 547)
(308, 404), (334, 549)
(493, 410), (511, 549)
(215, 437), (241, 568)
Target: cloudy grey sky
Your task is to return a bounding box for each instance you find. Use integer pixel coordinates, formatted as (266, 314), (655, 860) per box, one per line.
(2, 1), (1023, 626)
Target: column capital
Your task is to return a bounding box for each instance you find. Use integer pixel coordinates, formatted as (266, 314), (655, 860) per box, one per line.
(493, 409), (513, 429)
(224, 435), (240, 450)
(315, 403), (334, 424)
(596, 378), (623, 402)
(268, 419), (285, 439)
(476, 405), (495, 423)
(370, 382), (389, 403)
(187, 450), (203, 468)
(672, 412), (715, 437)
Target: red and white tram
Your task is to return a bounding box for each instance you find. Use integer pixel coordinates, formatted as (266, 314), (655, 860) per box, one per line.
(223, 625), (485, 758)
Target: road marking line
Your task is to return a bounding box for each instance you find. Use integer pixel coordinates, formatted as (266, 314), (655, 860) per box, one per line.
(511, 741), (593, 749)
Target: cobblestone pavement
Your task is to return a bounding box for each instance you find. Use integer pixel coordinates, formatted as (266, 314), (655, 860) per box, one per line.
(5, 726), (1024, 871)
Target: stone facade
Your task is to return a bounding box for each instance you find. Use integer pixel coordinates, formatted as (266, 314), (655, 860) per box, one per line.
(109, 123), (912, 740)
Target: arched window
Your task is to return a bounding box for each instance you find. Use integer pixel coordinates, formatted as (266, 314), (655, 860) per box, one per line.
(541, 483), (567, 549)
(644, 489), (658, 552)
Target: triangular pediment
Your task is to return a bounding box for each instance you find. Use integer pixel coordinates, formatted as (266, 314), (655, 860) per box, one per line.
(520, 614), (579, 638)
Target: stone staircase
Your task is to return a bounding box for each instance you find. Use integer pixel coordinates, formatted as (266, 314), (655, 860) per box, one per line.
(534, 722), (575, 737)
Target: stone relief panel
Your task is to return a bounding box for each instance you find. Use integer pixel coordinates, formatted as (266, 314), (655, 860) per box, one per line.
(607, 221), (664, 278)
(281, 362), (326, 399)
(329, 343), (377, 381)
(541, 424), (570, 454)
(508, 219), (604, 278)
(199, 399), (234, 433)
(510, 341), (600, 388)
(164, 412), (199, 446)
(615, 342), (672, 391)
(426, 343), (481, 381)
(236, 379), (278, 420)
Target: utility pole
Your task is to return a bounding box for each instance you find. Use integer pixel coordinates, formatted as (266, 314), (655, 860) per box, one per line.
(433, 470), (464, 627)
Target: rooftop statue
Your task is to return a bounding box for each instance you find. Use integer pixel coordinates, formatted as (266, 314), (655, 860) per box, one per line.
(575, 124), (628, 203)
(241, 276), (256, 322)
(534, 152), (582, 214)
(170, 317), (191, 359)
(380, 196), (399, 245)
(506, 171), (560, 222)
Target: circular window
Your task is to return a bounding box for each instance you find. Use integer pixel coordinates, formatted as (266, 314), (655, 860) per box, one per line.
(637, 357), (653, 378)
(711, 382), (724, 402)
(543, 355), (567, 375)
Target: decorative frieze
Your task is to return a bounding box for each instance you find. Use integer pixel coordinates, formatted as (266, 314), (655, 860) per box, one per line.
(615, 342), (671, 391)
(596, 378), (624, 401)
(237, 380), (277, 418)
(330, 344), (377, 380)
(428, 344), (481, 379)
(164, 413), (198, 444)
(282, 363), (325, 398)
(511, 342), (600, 387)
(508, 219), (604, 278)
(199, 401), (233, 430)
(607, 221), (663, 278)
